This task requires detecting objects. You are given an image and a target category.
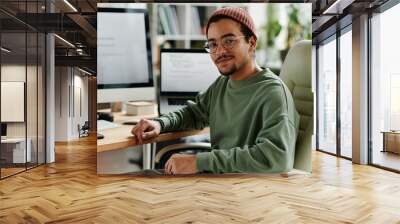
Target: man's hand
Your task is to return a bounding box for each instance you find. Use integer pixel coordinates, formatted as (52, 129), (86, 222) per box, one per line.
(130, 119), (161, 144)
(165, 154), (197, 175)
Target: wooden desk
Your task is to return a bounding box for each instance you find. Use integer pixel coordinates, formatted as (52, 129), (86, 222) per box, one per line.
(97, 110), (210, 170)
(97, 111), (158, 153)
(98, 126), (210, 153)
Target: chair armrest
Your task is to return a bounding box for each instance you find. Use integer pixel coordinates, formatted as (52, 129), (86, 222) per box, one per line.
(154, 142), (211, 163)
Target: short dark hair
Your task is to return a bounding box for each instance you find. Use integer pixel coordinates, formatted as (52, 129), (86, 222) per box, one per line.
(207, 15), (254, 43)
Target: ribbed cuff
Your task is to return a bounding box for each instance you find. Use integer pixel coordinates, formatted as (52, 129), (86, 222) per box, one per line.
(196, 152), (211, 172)
(152, 117), (171, 133)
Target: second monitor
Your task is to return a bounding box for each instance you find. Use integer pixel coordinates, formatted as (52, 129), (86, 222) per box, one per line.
(97, 7), (154, 103)
(159, 49), (220, 115)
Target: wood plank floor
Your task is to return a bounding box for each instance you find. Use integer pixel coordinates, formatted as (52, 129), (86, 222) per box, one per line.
(1, 137), (400, 223)
(1, 167), (26, 178)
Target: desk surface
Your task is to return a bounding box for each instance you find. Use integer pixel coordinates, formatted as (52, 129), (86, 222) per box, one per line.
(1, 138), (28, 143)
(381, 131), (400, 134)
(97, 110), (210, 153)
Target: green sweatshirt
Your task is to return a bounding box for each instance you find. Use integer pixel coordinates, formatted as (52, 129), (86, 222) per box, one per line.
(154, 68), (299, 174)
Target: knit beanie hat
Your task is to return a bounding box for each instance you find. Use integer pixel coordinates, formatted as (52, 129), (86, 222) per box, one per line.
(205, 7), (257, 40)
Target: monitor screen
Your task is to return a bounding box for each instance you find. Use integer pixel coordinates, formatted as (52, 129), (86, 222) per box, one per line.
(97, 8), (153, 89)
(160, 49), (220, 94)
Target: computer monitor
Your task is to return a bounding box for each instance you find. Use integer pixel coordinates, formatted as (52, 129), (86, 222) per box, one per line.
(97, 6), (155, 103)
(1, 123), (7, 137)
(160, 49), (220, 96)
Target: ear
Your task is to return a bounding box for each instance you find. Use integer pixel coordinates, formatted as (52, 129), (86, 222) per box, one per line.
(249, 36), (257, 49)
(248, 36), (257, 54)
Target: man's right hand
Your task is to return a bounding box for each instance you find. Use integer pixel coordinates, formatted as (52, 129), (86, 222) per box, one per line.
(130, 119), (161, 145)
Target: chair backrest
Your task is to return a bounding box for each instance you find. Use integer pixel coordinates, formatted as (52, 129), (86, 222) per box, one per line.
(279, 40), (313, 172)
(82, 121), (90, 130)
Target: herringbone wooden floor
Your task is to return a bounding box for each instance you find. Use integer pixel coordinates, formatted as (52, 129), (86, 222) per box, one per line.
(1, 137), (400, 224)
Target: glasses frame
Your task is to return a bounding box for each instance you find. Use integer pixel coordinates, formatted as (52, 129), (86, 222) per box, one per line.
(204, 35), (246, 54)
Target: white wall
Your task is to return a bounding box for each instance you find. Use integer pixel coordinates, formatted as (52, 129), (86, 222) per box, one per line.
(72, 73), (89, 138)
(1, 63), (46, 164)
(54, 67), (89, 141)
(55, 66), (69, 141)
(1, 65), (26, 140)
(1, 65), (39, 138)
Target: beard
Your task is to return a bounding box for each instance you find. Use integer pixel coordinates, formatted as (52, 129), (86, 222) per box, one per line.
(219, 66), (236, 76)
(215, 54), (237, 76)
(217, 56), (249, 77)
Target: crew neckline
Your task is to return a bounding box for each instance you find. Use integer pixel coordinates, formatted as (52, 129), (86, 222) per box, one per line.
(228, 68), (268, 89)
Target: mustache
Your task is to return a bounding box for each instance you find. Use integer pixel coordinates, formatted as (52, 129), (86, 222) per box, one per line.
(216, 54), (234, 64)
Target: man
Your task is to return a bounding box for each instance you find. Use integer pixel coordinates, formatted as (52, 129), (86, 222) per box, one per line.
(131, 7), (299, 175)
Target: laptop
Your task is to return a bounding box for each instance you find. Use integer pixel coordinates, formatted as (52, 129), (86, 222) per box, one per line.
(159, 49), (220, 115)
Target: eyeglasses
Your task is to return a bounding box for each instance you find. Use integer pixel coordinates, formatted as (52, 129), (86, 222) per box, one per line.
(204, 35), (245, 54)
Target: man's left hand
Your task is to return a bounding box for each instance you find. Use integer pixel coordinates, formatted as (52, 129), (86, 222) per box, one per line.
(165, 154), (197, 175)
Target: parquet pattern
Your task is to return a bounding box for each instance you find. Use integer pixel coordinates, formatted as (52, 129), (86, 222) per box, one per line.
(1, 136), (400, 223)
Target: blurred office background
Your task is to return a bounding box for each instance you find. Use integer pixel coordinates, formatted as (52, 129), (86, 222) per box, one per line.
(152, 3), (311, 75)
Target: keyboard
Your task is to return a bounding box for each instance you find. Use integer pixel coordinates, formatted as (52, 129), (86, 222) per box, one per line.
(167, 98), (194, 106)
(97, 120), (120, 131)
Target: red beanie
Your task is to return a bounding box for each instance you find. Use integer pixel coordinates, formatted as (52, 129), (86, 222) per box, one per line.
(206, 7), (257, 39)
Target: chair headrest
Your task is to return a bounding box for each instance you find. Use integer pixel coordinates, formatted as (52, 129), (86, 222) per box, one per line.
(279, 40), (312, 89)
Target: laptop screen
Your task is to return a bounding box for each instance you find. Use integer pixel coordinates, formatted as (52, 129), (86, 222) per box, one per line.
(160, 49), (220, 95)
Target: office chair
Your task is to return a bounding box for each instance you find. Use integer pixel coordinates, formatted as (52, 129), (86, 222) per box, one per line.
(78, 121), (90, 138)
(279, 40), (313, 174)
(155, 40), (313, 174)
(154, 142), (211, 169)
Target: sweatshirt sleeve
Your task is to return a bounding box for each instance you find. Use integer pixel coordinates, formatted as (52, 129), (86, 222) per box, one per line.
(196, 86), (300, 174)
(153, 79), (216, 133)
